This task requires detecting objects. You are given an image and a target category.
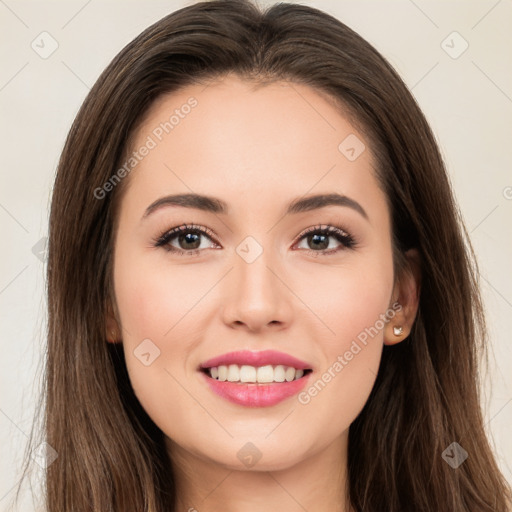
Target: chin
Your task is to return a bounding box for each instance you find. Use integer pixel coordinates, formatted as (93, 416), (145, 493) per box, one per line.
(196, 434), (315, 473)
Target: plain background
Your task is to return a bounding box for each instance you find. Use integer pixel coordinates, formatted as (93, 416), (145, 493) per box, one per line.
(1, 0), (511, 510)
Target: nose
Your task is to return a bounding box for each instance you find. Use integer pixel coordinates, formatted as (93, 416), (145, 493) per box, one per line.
(221, 248), (293, 333)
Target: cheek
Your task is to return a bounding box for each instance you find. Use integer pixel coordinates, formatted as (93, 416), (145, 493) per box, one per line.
(295, 252), (393, 424)
(113, 245), (213, 342)
(295, 247), (393, 346)
(112, 248), (224, 431)
(114, 274), (196, 438)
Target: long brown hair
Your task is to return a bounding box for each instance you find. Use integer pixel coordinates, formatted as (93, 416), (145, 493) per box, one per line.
(12, 0), (511, 510)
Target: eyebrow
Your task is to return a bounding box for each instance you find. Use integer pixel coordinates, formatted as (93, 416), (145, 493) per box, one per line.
(141, 192), (368, 221)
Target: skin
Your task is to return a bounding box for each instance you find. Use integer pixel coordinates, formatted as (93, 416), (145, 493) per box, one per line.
(107, 74), (420, 512)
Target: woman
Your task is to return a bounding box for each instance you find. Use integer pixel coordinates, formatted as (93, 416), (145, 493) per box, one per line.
(14, 0), (512, 510)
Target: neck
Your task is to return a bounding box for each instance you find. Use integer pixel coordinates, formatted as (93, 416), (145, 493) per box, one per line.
(166, 432), (353, 512)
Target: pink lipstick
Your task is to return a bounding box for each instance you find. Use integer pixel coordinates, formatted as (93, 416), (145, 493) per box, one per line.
(200, 349), (311, 370)
(199, 350), (313, 407)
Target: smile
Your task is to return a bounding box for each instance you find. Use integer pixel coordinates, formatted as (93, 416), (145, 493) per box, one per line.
(198, 350), (313, 407)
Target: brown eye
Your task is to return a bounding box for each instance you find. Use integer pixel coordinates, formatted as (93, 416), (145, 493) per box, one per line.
(175, 231), (202, 250)
(294, 225), (355, 255)
(154, 224), (219, 254)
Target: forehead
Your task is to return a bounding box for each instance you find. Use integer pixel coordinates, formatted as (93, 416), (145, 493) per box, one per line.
(121, 74), (385, 219)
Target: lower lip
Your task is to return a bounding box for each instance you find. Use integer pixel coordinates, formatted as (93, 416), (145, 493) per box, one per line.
(200, 371), (312, 407)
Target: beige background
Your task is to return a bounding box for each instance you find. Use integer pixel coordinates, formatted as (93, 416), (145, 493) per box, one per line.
(1, 0), (511, 510)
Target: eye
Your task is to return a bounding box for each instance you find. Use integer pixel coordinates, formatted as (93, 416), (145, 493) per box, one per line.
(152, 224), (219, 254)
(293, 224), (356, 255)
(153, 223), (356, 256)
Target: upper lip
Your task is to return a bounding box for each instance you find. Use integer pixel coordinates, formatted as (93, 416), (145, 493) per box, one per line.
(199, 350), (312, 370)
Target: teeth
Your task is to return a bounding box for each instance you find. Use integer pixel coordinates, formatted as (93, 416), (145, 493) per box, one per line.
(285, 366), (296, 382)
(274, 365), (286, 382)
(256, 365), (274, 383)
(240, 365), (257, 382)
(227, 364), (240, 382)
(218, 365), (228, 382)
(207, 364), (307, 383)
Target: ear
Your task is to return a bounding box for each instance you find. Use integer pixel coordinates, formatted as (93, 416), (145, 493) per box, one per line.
(105, 298), (121, 344)
(384, 248), (421, 346)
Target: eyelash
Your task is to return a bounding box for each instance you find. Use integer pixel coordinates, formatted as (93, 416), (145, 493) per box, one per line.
(152, 223), (357, 256)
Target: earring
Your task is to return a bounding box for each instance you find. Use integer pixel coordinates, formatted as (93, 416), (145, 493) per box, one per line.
(393, 326), (403, 336)
(109, 330), (117, 343)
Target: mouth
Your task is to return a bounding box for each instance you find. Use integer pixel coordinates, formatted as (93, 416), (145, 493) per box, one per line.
(198, 350), (313, 407)
(200, 364), (313, 384)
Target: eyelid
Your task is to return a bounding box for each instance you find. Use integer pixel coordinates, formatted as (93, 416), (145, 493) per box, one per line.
(294, 223), (351, 241)
(153, 223), (219, 249)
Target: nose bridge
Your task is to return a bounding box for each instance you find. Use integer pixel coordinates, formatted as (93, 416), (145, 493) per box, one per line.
(236, 241), (276, 298)
(222, 234), (292, 330)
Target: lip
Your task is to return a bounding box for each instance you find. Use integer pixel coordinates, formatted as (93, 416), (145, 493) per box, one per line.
(199, 370), (312, 407)
(199, 350), (312, 370)
(198, 350), (313, 407)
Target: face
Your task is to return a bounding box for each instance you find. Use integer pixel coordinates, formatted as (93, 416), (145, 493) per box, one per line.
(109, 74), (407, 472)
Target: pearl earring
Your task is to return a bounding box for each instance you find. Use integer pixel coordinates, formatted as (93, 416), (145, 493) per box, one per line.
(393, 326), (403, 336)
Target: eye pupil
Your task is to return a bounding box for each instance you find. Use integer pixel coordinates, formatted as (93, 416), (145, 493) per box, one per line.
(179, 232), (201, 250)
(309, 233), (329, 250)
